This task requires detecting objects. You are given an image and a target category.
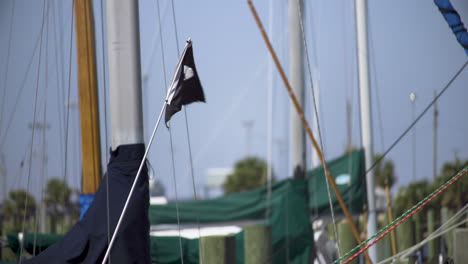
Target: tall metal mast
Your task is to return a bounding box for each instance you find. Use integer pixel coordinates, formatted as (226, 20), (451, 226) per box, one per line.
(355, 0), (378, 261)
(106, 0), (144, 149)
(289, 0), (306, 179)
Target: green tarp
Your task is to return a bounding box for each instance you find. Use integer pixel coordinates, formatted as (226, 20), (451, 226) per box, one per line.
(7, 232), (62, 256)
(308, 149), (366, 215)
(150, 178), (313, 264)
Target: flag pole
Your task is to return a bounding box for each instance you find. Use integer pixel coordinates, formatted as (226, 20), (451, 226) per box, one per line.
(247, 1), (372, 263)
(101, 100), (167, 264)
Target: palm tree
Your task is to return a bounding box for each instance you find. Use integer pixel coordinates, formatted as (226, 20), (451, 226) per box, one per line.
(437, 158), (468, 209)
(374, 153), (396, 189)
(223, 157), (272, 194)
(4, 189), (36, 232)
(44, 178), (72, 233)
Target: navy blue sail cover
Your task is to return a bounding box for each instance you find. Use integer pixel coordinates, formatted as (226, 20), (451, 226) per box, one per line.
(434, 0), (468, 55)
(24, 144), (150, 263)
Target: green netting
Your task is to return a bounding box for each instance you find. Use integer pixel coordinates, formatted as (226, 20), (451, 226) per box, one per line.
(308, 149), (367, 215)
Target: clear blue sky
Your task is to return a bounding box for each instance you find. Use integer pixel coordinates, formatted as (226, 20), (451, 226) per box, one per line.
(0, 0), (467, 201)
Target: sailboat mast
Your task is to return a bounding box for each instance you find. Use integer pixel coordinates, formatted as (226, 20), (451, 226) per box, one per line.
(106, 0), (144, 149)
(354, 0), (378, 261)
(74, 0), (102, 194)
(289, 0), (306, 179)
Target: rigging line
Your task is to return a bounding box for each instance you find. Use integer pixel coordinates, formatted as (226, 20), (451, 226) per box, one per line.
(63, 2), (75, 185)
(341, 0), (354, 221)
(168, 128), (184, 263)
(379, 206), (468, 263)
(10, 142), (30, 192)
(286, 182), (290, 263)
(56, 0), (68, 137)
(155, 0), (184, 262)
(340, 0), (353, 154)
(367, 59), (468, 175)
(0, 0), (72, 151)
(344, 0), (355, 209)
(263, 226), (310, 264)
(0, 29), (42, 150)
(186, 60), (267, 175)
(265, 0), (274, 222)
(33, 5), (52, 255)
(51, 1), (64, 92)
(52, 0), (71, 153)
(19, 0), (47, 261)
(247, 1), (372, 263)
(399, 212), (468, 259)
(301, 3), (319, 218)
(0, 0), (16, 140)
(343, 0), (355, 208)
(342, 0), (351, 102)
(306, 5), (327, 154)
(170, 0), (202, 244)
(144, 0), (170, 77)
(342, 0), (352, 155)
(333, 166), (468, 264)
(367, 10), (385, 152)
(52, 2), (65, 176)
(384, 218), (468, 264)
(305, 4), (325, 219)
(99, 1), (111, 262)
(297, 0), (341, 258)
(99, 0), (109, 164)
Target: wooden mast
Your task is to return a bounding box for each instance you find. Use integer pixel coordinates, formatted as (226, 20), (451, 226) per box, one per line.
(73, 0), (102, 194)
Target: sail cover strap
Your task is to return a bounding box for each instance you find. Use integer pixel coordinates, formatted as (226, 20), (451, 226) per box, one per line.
(434, 0), (468, 55)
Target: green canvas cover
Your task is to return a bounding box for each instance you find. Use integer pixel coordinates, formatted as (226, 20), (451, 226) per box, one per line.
(150, 178), (313, 264)
(308, 149), (367, 215)
(7, 232), (200, 263)
(7, 179), (313, 264)
(7, 232), (62, 256)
